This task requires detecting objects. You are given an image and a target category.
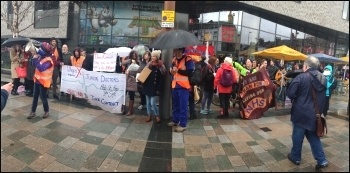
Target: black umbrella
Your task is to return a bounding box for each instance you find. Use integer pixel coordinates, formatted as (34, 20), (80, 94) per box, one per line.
(286, 69), (304, 78)
(1, 37), (30, 47)
(150, 29), (202, 50)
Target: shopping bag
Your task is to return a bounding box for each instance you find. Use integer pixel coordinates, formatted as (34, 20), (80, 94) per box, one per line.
(16, 67), (27, 78)
(137, 67), (152, 83)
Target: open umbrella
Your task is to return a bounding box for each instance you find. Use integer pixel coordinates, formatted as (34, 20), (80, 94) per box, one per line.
(133, 45), (149, 57)
(104, 47), (132, 57)
(150, 29), (202, 50)
(252, 45), (307, 61)
(2, 37), (30, 47)
(308, 53), (347, 63)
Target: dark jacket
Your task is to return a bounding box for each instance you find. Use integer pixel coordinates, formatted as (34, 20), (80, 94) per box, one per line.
(142, 63), (165, 96)
(1, 89), (9, 112)
(82, 54), (94, 71)
(267, 65), (279, 80)
(26, 55), (36, 80)
(62, 51), (72, 65)
(201, 64), (215, 91)
(287, 68), (326, 131)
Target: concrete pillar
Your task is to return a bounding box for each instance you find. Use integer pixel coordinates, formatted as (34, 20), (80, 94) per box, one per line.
(159, 1), (175, 120)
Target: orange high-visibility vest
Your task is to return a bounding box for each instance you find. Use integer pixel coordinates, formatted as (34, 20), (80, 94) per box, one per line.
(171, 57), (191, 89)
(34, 57), (54, 88)
(70, 56), (85, 68)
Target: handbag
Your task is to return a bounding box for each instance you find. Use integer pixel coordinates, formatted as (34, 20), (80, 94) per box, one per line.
(16, 67), (27, 78)
(310, 79), (327, 137)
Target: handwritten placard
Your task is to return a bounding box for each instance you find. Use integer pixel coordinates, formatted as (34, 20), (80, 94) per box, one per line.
(93, 53), (117, 72)
(60, 65), (126, 113)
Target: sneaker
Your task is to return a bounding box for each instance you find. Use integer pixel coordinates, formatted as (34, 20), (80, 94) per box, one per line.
(315, 161), (329, 170)
(27, 112), (36, 119)
(287, 153), (300, 165)
(175, 126), (186, 132)
(138, 105), (145, 110)
(167, 121), (178, 127)
(42, 112), (49, 119)
(200, 110), (208, 115)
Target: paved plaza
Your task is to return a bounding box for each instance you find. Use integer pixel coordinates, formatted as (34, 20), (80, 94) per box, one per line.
(1, 86), (349, 172)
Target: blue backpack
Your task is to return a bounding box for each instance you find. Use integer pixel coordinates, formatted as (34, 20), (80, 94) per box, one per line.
(220, 69), (234, 87)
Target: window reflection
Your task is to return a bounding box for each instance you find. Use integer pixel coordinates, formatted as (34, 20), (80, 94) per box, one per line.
(258, 31), (275, 50)
(276, 24), (291, 38)
(219, 11), (242, 25)
(241, 12), (260, 29)
(260, 18), (276, 33)
(241, 27), (259, 45)
(200, 12), (219, 23)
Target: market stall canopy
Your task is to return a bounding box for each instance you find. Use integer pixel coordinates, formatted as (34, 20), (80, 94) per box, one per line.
(251, 45), (307, 61)
(340, 56), (349, 63)
(308, 53), (347, 64)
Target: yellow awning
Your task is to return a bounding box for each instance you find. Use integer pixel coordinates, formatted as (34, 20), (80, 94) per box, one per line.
(340, 56), (349, 63)
(252, 45), (307, 61)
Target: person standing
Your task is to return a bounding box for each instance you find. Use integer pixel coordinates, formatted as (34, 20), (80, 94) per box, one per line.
(68, 47), (85, 68)
(10, 44), (23, 95)
(275, 65), (288, 107)
(286, 56), (328, 170)
(59, 44), (72, 96)
(24, 48), (37, 97)
(49, 37), (63, 99)
(137, 51), (151, 110)
(82, 48), (95, 71)
(143, 50), (166, 123)
(200, 56), (217, 115)
(27, 42), (54, 119)
(167, 48), (194, 132)
(122, 50), (139, 116)
(1, 82), (14, 112)
(322, 65), (337, 117)
(214, 57), (237, 119)
(267, 60), (279, 81)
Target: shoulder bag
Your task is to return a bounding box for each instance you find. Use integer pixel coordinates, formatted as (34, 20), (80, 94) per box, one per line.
(310, 75), (327, 137)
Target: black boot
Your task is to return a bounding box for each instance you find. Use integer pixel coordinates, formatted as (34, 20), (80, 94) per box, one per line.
(189, 114), (197, 120)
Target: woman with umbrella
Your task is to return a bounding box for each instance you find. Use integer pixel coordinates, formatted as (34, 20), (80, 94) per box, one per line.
(10, 44), (24, 95)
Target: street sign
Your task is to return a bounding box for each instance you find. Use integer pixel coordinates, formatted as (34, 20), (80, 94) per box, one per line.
(161, 10), (175, 28)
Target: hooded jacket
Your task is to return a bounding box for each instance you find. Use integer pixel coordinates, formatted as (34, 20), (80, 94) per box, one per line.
(287, 68), (326, 131)
(214, 63), (236, 94)
(324, 65), (337, 97)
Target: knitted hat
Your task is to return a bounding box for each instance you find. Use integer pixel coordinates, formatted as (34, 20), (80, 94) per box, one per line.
(151, 50), (161, 59)
(224, 57), (233, 64)
(40, 42), (51, 53)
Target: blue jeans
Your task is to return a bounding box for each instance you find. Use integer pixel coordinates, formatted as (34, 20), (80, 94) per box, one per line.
(201, 90), (214, 110)
(146, 95), (159, 116)
(290, 124), (327, 165)
(31, 83), (49, 112)
(276, 86), (286, 103)
(172, 88), (189, 127)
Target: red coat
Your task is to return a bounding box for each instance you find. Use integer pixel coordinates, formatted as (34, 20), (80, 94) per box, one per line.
(214, 63), (237, 94)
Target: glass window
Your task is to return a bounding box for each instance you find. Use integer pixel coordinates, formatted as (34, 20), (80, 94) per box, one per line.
(112, 36), (138, 47)
(258, 31), (275, 49)
(200, 12), (219, 23)
(86, 35), (111, 45)
(80, 19), (87, 36)
(35, 1), (59, 11)
(260, 18), (276, 33)
(137, 19), (162, 37)
(112, 19), (138, 37)
(219, 11), (242, 25)
(241, 27), (259, 46)
(34, 9), (59, 28)
(276, 24), (291, 38)
(276, 36), (291, 47)
(241, 12), (260, 29)
(139, 37), (152, 46)
(86, 17), (113, 35)
(80, 5), (87, 19)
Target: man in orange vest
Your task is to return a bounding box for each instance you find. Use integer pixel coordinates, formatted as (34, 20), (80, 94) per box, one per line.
(49, 37), (62, 100)
(167, 47), (194, 132)
(27, 42), (54, 119)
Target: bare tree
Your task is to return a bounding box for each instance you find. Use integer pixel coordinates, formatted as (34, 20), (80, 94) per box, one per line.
(1, 1), (74, 38)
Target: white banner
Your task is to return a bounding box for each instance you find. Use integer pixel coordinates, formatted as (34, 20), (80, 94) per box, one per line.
(93, 53), (117, 72)
(60, 65), (126, 113)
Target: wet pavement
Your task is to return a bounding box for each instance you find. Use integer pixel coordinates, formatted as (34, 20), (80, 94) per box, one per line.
(1, 86), (349, 172)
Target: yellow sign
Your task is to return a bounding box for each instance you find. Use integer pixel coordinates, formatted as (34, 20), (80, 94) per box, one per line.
(162, 10), (175, 22)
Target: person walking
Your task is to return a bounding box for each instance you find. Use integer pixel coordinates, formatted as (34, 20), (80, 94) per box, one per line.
(142, 50), (166, 123)
(167, 48), (194, 132)
(27, 42), (54, 119)
(49, 37), (62, 99)
(137, 51), (151, 110)
(286, 56), (328, 171)
(10, 44), (23, 95)
(200, 56), (217, 115)
(322, 65), (337, 117)
(214, 57), (237, 119)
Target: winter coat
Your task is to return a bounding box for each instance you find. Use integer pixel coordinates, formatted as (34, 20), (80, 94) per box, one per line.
(62, 51), (72, 66)
(324, 65), (337, 97)
(214, 63), (236, 94)
(267, 65), (279, 80)
(201, 64), (215, 91)
(82, 54), (94, 71)
(287, 68), (326, 131)
(10, 48), (22, 78)
(142, 62), (166, 96)
(123, 59), (138, 91)
(26, 55), (36, 80)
